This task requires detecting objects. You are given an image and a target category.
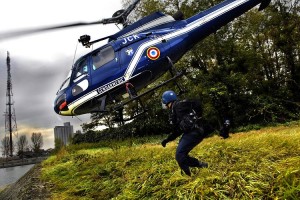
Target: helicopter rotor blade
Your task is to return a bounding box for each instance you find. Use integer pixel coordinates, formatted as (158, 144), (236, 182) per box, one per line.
(0, 21), (103, 40)
(0, 0), (141, 40)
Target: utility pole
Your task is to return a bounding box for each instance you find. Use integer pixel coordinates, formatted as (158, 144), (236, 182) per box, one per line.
(5, 51), (18, 157)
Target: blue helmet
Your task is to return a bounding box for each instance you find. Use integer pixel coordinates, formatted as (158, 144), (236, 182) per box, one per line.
(162, 90), (177, 104)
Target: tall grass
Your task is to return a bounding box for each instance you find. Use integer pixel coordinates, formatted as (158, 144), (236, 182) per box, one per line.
(42, 122), (300, 199)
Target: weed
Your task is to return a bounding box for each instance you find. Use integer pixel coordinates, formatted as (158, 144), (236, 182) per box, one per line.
(41, 121), (300, 199)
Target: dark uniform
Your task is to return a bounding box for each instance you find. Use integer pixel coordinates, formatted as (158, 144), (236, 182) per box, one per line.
(162, 99), (209, 176)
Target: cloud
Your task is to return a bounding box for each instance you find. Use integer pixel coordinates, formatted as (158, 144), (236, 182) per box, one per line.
(1, 124), (59, 150)
(0, 55), (91, 149)
(0, 0), (122, 149)
(15, 125), (55, 149)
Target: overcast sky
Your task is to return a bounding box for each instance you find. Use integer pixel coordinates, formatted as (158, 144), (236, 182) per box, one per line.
(0, 0), (122, 149)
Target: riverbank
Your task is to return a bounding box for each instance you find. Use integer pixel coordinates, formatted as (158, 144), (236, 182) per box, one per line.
(0, 157), (47, 168)
(1, 122), (299, 199)
(0, 184), (9, 193)
(0, 164), (35, 188)
(0, 164), (51, 200)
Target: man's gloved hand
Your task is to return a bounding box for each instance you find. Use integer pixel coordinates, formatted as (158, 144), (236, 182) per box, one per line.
(224, 120), (230, 128)
(220, 120), (230, 139)
(161, 139), (168, 147)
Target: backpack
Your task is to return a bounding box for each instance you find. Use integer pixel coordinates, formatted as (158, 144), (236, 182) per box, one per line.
(172, 99), (202, 133)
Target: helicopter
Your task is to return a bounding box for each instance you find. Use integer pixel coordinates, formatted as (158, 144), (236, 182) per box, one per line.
(0, 0), (271, 123)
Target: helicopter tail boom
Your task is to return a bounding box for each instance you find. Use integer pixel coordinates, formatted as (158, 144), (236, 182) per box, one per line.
(186, 0), (266, 25)
(259, 0), (271, 11)
(181, 0), (270, 51)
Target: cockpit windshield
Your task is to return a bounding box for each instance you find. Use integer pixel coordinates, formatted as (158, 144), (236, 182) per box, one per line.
(72, 58), (88, 82)
(57, 70), (72, 94)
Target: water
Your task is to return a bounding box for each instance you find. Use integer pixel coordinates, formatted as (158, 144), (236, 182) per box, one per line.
(0, 164), (35, 187)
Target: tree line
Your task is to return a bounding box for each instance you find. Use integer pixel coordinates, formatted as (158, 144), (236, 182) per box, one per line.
(73, 0), (300, 144)
(1, 132), (43, 157)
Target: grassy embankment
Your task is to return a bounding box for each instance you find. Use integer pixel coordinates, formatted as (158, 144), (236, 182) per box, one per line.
(41, 121), (300, 199)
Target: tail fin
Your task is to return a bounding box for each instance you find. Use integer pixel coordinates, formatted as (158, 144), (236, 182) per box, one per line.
(258, 0), (271, 11)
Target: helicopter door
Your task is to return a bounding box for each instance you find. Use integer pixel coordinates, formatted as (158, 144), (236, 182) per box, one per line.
(71, 58), (91, 97)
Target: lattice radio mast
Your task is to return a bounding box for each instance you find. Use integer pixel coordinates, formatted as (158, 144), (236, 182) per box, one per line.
(5, 51), (18, 157)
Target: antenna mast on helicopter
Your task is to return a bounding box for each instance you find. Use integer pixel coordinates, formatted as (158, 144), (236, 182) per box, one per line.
(5, 52), (18, 157)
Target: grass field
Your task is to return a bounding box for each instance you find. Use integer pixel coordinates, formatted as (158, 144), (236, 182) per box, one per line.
(41, 121), (300, 199)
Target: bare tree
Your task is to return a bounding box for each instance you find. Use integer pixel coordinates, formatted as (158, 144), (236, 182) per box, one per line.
(31, 133), (43, 153)
(17, 135), (28, 155)
(1, 136), (12, 157)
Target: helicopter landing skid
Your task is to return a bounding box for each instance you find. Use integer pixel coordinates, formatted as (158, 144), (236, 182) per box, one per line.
(112, 71), (184, 124)
(167, 57), (185, 95)
(113, 107), (148, 124)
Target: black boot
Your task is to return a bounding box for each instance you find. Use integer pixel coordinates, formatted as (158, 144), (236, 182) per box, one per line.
(188, 157), (208, 168)
(181, 168), (191, 176)
(197, 161), (208, 168)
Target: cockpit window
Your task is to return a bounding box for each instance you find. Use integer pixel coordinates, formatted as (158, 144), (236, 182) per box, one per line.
(92, 45), (115, 70)
(73, 59), (88, 82)
(57, 70), (72, 94)
(60, 78), (70, 91)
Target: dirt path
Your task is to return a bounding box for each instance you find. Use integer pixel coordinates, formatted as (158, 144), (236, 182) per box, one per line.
(0, 164), (52, 200)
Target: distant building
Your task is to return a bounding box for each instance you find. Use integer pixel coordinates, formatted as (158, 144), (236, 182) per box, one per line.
(54, 122), (74, 145)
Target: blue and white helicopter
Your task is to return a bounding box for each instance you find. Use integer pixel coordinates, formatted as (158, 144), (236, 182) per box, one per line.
(54, 0), (271, 122)
(1, 0), (271, 122)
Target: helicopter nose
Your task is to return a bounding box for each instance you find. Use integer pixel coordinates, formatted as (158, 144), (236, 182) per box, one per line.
(54, 93), (69, 115)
